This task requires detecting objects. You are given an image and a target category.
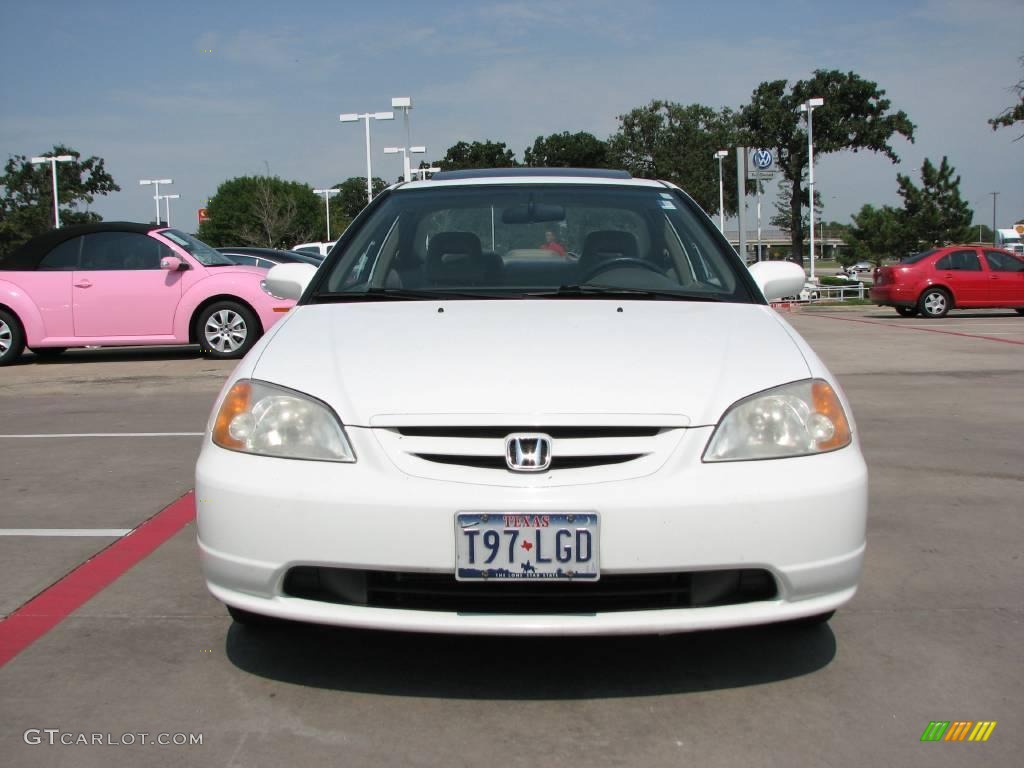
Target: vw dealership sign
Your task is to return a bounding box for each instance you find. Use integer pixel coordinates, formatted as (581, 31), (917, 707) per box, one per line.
(747, 149), (777, 181)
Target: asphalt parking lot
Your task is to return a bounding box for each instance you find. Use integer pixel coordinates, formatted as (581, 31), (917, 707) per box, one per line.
(0, 307), (1020, 767)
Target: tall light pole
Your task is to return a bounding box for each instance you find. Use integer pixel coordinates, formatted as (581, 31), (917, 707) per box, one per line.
(410, 165), (441, 181)
(340, 111), (394, 204)
(158, 193), (179, 227)
(139, 179), (173, 226)
(384, 146), (426, 182)
(30, 155), (74, 228)
(990, 192), (999, 246)
(713, 150), (728, 233)
(391, 97), (416, 182)
(799, 97), (824, 281)
(313, 188), (340, 241)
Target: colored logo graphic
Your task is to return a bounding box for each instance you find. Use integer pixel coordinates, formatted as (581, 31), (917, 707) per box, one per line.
(752, 149), (774, 170)
(920, 721), (997, 742)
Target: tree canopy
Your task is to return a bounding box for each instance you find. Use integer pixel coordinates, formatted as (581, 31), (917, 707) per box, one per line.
(741, 70), (915, 263)
(439, 141), (518, 170)
(989, 54), (1024, 140)
(524, 131), (609, 168)
(197, 175), (321, 248)
(896, 156), (973, 249)
(0, 145), (119, 255)
(327, 176), (388, 234)
(608, 101), (742, 216)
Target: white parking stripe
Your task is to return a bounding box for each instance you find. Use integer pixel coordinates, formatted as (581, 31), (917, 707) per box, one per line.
(0, 432), (203, 438)
(0, 529), (131, 537)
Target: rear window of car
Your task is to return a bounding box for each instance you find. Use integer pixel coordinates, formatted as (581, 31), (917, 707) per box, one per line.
(900, 250), (937, 265)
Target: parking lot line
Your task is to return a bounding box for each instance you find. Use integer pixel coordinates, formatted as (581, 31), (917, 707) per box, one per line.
(0, 492), (195, 668)
(805, 313), (1024, 345)
(0, 529), (131, 537)
(0, 432), (204, 439)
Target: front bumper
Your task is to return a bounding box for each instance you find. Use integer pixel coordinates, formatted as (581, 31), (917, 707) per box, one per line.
(196, 426), (867, 635)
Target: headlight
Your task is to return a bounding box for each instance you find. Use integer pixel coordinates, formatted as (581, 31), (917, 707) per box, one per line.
(212, 379), (355, 462)
(703, 379), (851, 462)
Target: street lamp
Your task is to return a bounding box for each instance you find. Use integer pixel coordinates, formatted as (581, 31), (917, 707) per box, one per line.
(410, 165), (441, 181)
(313, 188), (340, 242)
(384, 146), (426, 181)
(340, 110), (394, 204)
(798, 97), (824, 281)
(391, 97), (417, 182)
(30, 154), (74, 228)
(139, 179), (173, 226)
(713, 150), (728, 233)
(158, 194), (179, 227)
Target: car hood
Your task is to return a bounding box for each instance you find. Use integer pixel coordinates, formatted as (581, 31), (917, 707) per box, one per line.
(249, 300), (811, 427)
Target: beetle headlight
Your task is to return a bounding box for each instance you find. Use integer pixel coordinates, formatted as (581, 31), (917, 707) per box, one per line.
(212, 379), (355, 462)
(703, 379), (851, 462)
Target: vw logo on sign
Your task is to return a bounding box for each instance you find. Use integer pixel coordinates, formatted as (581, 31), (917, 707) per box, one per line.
(505, 433), (552, 472)
(752, 149), (774, 170)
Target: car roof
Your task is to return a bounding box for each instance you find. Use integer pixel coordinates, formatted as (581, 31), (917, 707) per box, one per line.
(397, 168), (666, 190)
(0, 221), (165, 271)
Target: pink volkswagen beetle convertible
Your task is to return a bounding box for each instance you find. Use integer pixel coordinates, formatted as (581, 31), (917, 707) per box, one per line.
(0, 222), (295, 365)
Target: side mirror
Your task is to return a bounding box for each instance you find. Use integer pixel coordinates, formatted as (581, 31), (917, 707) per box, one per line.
(160, 255), (188, 271)
(748, 261), (806, 302)
(263, 262), (317, 300)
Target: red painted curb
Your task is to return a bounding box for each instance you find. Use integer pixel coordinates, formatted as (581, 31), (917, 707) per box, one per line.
(805, 312), (1024, 346)
(0, 491), (196, 668)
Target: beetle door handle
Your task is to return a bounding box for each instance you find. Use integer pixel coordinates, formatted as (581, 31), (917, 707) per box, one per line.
(74, 279), (92, 288)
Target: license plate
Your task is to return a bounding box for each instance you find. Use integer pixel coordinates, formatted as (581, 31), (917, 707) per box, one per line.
(455, 512), (600, 581)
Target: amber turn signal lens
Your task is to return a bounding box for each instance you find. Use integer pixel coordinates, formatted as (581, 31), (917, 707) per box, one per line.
(212, 381), (252, 449)
(812, 380), (851, 451)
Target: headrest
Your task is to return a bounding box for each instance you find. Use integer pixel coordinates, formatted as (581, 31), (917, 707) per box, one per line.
(427, 232), (486, 285)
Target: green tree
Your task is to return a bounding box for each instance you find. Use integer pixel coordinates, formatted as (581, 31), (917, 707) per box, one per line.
(896, 156), (973, 249)
(0, 145), (119, 255)
(989, 54), (1024, 139)
(439, 141), (518, 170)
(524, 131), (609, 168)
(328, 176), (388, 235)
(741, 70), (915, 264)
(845, 204), (907, 265)
(607, 101), (742, 216)
(197, 176), (321, 248)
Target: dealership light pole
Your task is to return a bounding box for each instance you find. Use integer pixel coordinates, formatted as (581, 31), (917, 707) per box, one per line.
(990, 192), (999, 246)
(410, 165), (441, 181)
(30, 154), (74, 228)
(139, 178), (173, 227)
(340, 110), (394, 204)
(384, 146), (426, 182)
(391, 97), (417, 182)
(799, 97), (824, 281)
(313, 188), (340, 241)
(713, 150), (728, 233)
(158, 193), (179, 227)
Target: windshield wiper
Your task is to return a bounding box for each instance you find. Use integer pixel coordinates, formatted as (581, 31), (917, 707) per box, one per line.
(312, 288), (515, 303)
(531, 285), (724, 302)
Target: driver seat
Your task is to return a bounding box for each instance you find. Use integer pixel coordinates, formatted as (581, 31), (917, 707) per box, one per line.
(577, 230), (639, 279)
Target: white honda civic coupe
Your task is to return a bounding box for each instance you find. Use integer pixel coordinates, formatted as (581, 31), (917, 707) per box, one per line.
(196, 168), (867, 636)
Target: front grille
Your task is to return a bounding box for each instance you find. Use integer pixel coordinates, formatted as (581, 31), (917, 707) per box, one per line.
(396, 426), (662, 439)
(415, 453), (643, 470)
(283, 567), (777, 614)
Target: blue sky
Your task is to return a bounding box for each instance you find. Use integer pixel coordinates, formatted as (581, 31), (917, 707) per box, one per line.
(1, 0), (1021, 234)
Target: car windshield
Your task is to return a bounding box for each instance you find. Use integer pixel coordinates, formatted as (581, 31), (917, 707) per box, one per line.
(308, 184), (757, 303)
(159, 229), (235, 266)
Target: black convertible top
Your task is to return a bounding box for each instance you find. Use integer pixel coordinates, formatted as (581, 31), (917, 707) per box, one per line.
(0, 222), (163, 271)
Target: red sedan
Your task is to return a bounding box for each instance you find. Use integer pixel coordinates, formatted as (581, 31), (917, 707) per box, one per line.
(870, 246), (1024, 318)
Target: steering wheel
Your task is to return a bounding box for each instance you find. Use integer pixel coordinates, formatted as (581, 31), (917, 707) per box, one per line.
(580, 257), (665, 283)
